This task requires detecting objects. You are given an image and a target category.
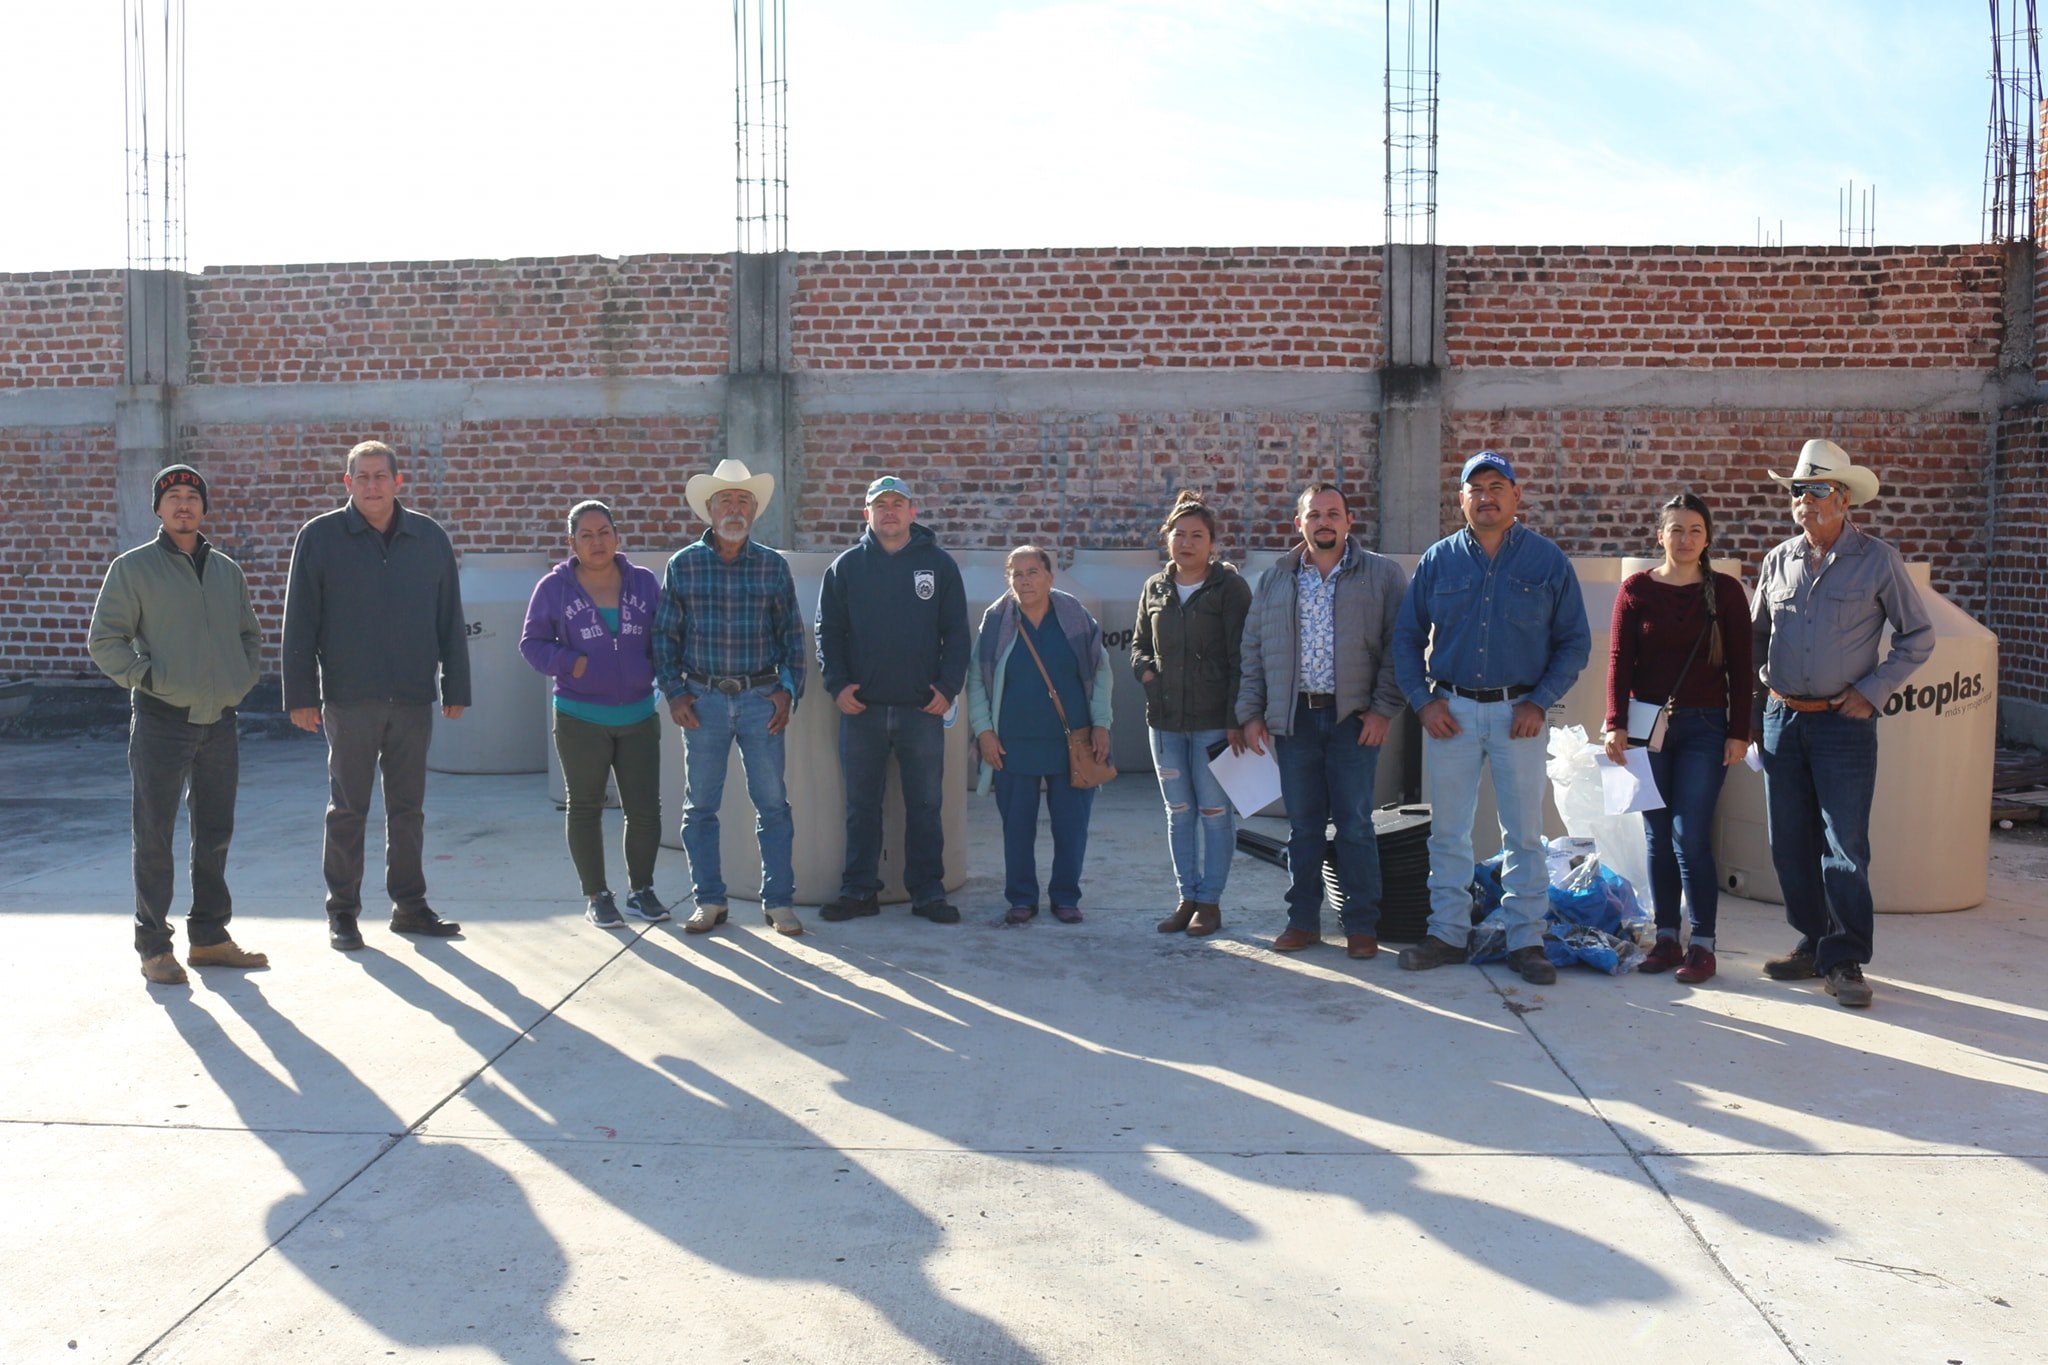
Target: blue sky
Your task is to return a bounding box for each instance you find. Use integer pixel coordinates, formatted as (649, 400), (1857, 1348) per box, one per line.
(0, 1), (1998, 270)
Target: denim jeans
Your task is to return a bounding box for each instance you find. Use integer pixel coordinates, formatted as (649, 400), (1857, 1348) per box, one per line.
(1273, 698), (1381, 934)
(992, 768), (1095, 909)
(679, 684), (794, 907)
(1641, 707), (1729, 938)
(1422, 693), (1549, 952)
(1148, 727), (1234, 904)
(839, 704), (947, 905)
(129, 697), (239, 956)
(322, 701), (434, 918)
(1761, 701), (1879, 971)
(553, 711), (663, 896)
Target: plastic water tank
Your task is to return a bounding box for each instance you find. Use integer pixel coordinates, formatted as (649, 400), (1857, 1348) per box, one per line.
(1715, 560), (1996, 913)
(654, 551), (970, 907)
(1066, 548), (1168, 773)
(427, 553), (550, 775)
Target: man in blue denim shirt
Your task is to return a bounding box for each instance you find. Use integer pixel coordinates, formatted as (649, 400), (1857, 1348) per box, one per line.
(653, 459), (808, 937)
(1392, 451), (1590, 985)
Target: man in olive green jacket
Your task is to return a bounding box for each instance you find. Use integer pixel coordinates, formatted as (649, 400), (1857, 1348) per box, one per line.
(88, 465), (266, 986)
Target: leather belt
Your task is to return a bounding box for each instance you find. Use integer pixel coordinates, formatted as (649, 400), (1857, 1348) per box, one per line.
(686, 669), (780, 695)
(1439, 683), (1534, 703)
(1300, 692), (1337, 709)
(1770, 690), (1835, 713)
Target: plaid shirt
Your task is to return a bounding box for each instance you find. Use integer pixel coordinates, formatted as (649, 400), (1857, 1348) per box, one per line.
(652, 533), (807, 704)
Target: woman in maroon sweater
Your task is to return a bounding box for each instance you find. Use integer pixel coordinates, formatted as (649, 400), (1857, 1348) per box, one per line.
(1603, 493), (1753, 983)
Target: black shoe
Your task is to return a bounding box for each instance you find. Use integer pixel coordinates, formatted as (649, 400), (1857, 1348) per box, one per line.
(329, 913), (364, 952)
(391, 905), (462, 937)
(912, 899), (961, 925)
(1507, 944), (1558, 986)
(1763, 947), (1819, 981)
(1824, 962), (1873, 1008)
(1397, 935), (1469, 971)
(819, 893), (881, 922)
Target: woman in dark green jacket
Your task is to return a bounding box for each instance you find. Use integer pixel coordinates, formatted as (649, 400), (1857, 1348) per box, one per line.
(1130, 491), (1252, 937)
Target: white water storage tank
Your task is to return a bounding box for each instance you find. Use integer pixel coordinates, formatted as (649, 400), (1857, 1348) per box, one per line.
(428, 552), (549, 775)
(655, 551), (969, 907)
(1066, 549), (1167, 773)
(1715, 561), (1996, 913)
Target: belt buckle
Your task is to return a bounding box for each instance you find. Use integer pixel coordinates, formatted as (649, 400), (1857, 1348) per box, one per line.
(716, 676), (745, 695)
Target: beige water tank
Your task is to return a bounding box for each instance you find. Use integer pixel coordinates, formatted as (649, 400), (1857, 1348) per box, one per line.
(655, 551), (969, 907)
(1067, 548), (1169, 772)
(428, 552), (550, 775)
(1716, 561), (1996, 913)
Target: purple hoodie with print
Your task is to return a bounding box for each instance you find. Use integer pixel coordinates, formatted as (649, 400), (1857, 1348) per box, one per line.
(520, 554), (662, 707)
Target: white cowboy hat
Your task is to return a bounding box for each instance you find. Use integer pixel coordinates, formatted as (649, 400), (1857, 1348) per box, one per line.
(1767, 438), (1881, 506)
(685, 458), (776, 525)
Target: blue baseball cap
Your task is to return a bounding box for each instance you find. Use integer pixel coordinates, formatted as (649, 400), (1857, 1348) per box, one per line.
(865, 475), (912, 504)
(1460, 450), (1517, 485)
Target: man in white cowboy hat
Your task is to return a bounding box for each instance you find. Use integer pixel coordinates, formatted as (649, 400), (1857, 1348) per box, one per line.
(652, 458), (808, 936)
(1751, 438), (1932, 1008)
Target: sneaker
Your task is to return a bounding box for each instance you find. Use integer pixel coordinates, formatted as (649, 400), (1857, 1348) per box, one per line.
(139, 952), (188, 985)
(684, 902), (728, 935)
(1507, 944), (1557, 986)
(763, 904), (804, 937)
(329, 913), (365, 952)
(585, 891), (626, 929)
(1674, 944), (1717, 984)
(1763, 947), (1819, 981)
(819, 893), (880, 922)
(623, 888), (671, 923)
(1398, 935), (1469, 971)
(1824, 962), (1873, 1008)
(1638, 937), (1685, 974)
(391, 905), (462, 937)
(188, 939), (269, 969)
(912, 900), (961, 924)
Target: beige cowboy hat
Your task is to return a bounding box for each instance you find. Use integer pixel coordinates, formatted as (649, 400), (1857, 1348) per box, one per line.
(1767, 438), (1881, 506)
(685, 458), (776, 525)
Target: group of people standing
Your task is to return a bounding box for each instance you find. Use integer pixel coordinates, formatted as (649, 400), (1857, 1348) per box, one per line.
(89, 435), (1933, 1011)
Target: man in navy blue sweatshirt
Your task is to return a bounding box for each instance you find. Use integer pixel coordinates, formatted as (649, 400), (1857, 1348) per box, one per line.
(815, 476), (970, 924)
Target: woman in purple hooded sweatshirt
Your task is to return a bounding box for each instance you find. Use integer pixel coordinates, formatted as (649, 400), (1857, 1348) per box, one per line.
(521, 500), (670, 930)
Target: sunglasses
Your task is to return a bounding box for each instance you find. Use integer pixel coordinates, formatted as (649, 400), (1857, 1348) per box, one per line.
(1788, 481), (1839, 500)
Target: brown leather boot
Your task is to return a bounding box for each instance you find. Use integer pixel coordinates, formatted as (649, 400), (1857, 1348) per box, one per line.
(1186, 903), (1221, 937)
(1157, 899), (1197, 933)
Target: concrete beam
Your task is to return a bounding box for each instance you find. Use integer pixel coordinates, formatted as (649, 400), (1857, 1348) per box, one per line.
(798, 369), (1380, 416)
(173, 377), (728, 427)
(0, 388), (115, 428)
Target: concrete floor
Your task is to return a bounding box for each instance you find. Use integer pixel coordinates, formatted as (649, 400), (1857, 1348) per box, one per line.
(2, 732), (2044, 1365)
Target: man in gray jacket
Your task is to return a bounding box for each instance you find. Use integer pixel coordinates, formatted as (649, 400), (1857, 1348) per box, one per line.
(89, 464), (266, 985)
(1236, 483), (1409, 958)
(283, 440), (470, 951)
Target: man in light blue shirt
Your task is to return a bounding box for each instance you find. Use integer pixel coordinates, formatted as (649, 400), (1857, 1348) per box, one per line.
(1391, 451), (1590, 985)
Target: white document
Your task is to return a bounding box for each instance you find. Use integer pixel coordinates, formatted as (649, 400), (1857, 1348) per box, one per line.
(1744, 742), (1764, 772)
(1207, 743), (1284, 820)
(1594, 748), (1665, 814)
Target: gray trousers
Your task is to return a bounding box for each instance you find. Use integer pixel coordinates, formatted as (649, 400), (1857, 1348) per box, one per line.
(130, 697), (239, 956)
(321, 700), (433, 918)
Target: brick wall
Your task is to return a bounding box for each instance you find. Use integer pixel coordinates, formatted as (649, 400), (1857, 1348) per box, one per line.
(792, 249), (1379, 368)
(187, 255), (730, 383)
(794, 412), (1379, 559)
(0, 428), (119, 670)
(0, 272), (125, 386)
(1991, 407), (2048, 704)
(1447, 247), (2005, 367)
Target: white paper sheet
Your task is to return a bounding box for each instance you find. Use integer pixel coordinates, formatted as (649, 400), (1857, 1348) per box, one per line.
(1594, 748), (1665, 814)
(1744, 742), (1764, 772)
(1207, 743), (1284, 820)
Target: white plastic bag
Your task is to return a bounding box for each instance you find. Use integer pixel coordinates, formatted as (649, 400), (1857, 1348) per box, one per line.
(1545, 725), (1651, 899)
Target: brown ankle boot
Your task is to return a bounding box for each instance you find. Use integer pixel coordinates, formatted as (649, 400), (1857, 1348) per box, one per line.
(1157, 899), (1197, 933)
(1186, 903), (1221, 936)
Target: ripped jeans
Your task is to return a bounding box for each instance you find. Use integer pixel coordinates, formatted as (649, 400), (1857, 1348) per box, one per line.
(1148, 727), (1234, 904)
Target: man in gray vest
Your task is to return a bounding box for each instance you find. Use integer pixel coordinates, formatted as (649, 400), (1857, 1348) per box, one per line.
(1751, 439), (1932, 1008)
(89, 464), (266, 985)
(283, 440), (471, 951)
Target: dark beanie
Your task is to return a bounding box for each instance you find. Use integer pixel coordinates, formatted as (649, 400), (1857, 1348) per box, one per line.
(153, 464), (209, 511)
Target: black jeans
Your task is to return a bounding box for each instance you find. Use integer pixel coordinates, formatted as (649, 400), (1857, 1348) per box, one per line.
(553, 711), (663, 896)
(321, 700), (434, 918)
(130, 696), (239, 957)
